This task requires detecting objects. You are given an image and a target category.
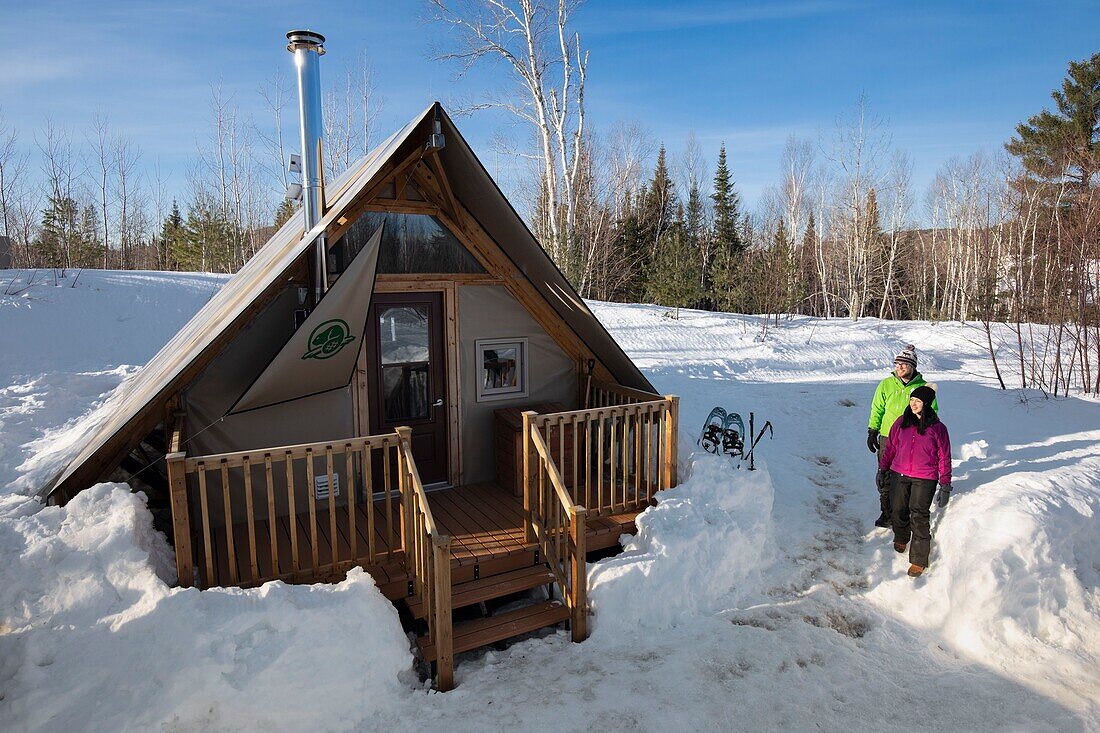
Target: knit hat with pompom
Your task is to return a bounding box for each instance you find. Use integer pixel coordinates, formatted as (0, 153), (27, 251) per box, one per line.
(894, 344), (918, 367)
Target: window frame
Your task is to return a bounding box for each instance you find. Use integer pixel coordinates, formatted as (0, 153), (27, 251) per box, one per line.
(475, 337), (529, 402)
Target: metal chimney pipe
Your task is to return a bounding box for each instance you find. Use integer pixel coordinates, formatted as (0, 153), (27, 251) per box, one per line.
(287, 29), (328, 305)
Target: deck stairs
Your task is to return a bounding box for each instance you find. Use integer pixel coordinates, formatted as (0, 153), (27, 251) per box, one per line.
(404, 552), (570, 663)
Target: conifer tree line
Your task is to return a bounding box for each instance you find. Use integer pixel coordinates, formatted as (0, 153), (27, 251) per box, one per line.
(545, 55), (1099, 395)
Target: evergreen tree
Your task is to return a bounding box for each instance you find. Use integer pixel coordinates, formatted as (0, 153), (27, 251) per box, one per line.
(803, 210), (816, 250)
(76, 204), (101, 267)
(160, 201), (185, 269)
(711, 144), (743, 257)
(685, 181), (708, 305)
(36, 196), (81, 268)
(708, 144), (745, 310)
(179, 199), (230, 272)
(643, 145), (677, 250)
(627, 148), (680, 300)
(800, 211), (819, 314)
(773, 217), (788, 250)
(647, 223), (702, 316)
(864, 187), (881, 240)
(274, 198), (297, 229)
(1006, 51), (1100, 192)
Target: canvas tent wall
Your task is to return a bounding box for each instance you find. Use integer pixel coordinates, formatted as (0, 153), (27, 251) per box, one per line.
(457, 285), (575, 484)
(40, 103), (656, 504)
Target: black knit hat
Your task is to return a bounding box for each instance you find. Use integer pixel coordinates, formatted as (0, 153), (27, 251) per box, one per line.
(910, 384), (936, 406)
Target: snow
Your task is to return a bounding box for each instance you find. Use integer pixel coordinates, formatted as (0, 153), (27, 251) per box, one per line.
(588, 455), (776, 634)
(1, 270), (1098, 732)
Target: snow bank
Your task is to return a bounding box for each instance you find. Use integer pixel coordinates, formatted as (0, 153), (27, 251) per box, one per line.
(0, 270), (228, 495)
(868, 430), (1100, 714)
(588, 454), (775, 633)
(0, 484), (412, 732)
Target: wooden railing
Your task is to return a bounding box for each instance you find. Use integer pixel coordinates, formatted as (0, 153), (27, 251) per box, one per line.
(522, 419), (587, 642)
(168, 426), (455, 690)
(395, 427), (454, 691)
(588, 378), (664, 408)
(171, 432), (406, 590)
(527, 394), (679, 518)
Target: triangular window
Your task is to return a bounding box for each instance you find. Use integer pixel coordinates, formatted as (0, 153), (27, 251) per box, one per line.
(332, 212), (486, 275)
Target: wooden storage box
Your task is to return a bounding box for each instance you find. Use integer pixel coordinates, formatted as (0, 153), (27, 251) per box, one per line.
(494, 402), (574, 496)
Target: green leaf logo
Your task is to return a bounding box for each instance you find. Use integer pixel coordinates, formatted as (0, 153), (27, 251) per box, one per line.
(302, 319), (355, 360)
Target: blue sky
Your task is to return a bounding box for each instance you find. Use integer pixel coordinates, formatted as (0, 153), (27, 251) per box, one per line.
(2, 0), (1097, 217)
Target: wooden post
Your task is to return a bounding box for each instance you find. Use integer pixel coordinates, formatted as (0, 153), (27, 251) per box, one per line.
(432, 534), (454, 691)
(521, 411), (537, 544)
(569, 506), (587, 642)
(166, 451), (193, 588)
(663, 395), (679, 490)
(396, 427), (414, 557)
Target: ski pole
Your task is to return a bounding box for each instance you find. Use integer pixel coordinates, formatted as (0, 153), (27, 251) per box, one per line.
(745, 419), (773, 470)
(748, 412), (755, 470)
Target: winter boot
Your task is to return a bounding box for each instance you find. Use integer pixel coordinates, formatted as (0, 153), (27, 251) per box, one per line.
(875, 513), (891, 529)
(907, 564), (925, 577)
(893, 541), (907, 554)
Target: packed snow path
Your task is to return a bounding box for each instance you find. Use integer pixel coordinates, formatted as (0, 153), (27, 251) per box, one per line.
(1, 271), (1096, 732)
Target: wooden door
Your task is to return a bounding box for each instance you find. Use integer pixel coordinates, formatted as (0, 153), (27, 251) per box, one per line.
(368, 292), (449, 485)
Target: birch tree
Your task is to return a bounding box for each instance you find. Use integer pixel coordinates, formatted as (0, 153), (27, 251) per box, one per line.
(427, 0), (589, 270)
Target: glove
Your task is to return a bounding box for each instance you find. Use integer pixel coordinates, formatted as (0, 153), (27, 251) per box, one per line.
(876, 469), (888, 490)
(867, 428), (880, 454)
(936, 484), (951, 508)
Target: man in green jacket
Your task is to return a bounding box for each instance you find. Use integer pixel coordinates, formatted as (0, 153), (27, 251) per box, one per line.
(867, 344), (938, 527)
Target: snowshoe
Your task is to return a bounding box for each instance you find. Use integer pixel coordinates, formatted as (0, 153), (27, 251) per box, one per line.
(721, 412), (745, 458)
(697, 407), (727, 454)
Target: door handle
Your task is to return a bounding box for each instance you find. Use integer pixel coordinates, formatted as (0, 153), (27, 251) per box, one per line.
(433, 398), (444, 408)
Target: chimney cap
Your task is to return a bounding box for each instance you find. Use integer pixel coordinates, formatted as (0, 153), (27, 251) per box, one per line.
(286, 30), (326, 53)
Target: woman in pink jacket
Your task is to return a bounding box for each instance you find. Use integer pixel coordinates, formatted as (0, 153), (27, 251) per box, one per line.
(878, 384), (952, 577)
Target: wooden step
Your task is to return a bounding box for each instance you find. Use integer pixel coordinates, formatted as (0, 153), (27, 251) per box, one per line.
(418, 600), (570, 661)
(406, 565), (556, 619)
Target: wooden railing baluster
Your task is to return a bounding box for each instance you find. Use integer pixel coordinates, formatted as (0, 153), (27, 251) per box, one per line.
(597, 412), (605, 513)
(346, 445), (356, 565)
(243, 456), (258, 584)
(264, 455), (279, 577)
(306, 449), (319, 572)
(384, 440), (394, 558)
(220, 461), (238, 585)
(364, 445), (376, 562)
(197, 464), (213, 587)
(571, 414), (578, 494)
(286, 453), (299, 574)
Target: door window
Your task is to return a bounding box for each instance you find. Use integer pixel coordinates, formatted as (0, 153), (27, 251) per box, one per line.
(379, 305), (431, 421)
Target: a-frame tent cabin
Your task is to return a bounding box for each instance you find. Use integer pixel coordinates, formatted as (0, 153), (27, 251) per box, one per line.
(39, 103), (679, 688)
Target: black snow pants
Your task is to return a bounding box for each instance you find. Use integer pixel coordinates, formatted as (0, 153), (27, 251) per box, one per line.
(890, 474), (938, 567)
(875, 435), (890, 520)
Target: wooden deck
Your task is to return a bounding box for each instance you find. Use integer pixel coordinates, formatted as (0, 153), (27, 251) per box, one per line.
(197, 481), (641, 596)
